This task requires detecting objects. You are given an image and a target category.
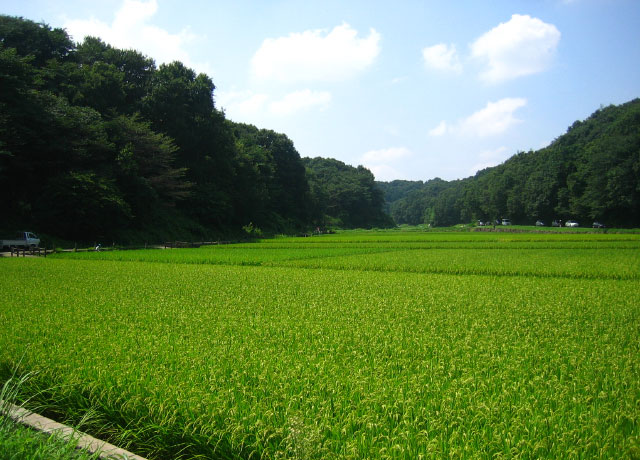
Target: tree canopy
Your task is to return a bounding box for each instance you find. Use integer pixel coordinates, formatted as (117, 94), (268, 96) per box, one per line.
(2, 15), (638, 243)
(303, 157), (393, 229)
(381, 99), (640, 228)
(0, 15), (390, 242)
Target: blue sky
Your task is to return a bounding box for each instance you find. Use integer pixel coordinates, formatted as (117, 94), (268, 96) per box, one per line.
(2, 0), (639, 181)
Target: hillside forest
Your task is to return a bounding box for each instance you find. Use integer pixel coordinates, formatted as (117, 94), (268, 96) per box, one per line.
(0, 16), (389, 243)
(1, 15), (639, 244)
(379, 98), (640, 228)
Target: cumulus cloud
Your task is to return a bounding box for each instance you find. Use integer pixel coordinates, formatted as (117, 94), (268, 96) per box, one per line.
(269, 90), (331, 115)
(217, 89), (331, 118)
(471, 14), (560, 83)
(429, 98), (527, 138)
(428, 120), (449, 137)
(422, 43), (462, 73)
(217, 90), (269, 118)
(251, 23), (381, 83)
(391, 76), (408, 85)
(367, 164), (405, 182)
(470, 146), (510, 175)
(459, 98), (527, 136)
(360, 147), (412, 181)
(362, 147), (412, 164)
(63, 0), (209, 73)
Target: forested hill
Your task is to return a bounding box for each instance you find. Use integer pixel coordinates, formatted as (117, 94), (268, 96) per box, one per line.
(379, 98), (640, 228)
(0, 16), (391, 243)
(3, 16), (637, 243)
(303, 157), (394, 229)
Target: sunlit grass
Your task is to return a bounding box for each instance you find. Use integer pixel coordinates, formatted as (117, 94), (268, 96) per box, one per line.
(0, 373), (100, 460)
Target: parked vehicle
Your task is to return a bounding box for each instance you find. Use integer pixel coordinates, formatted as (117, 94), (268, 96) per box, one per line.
(535, 220), (545, 226)
(0, 232), (40, 249)
(592, 222), (606, 228)
(501, 219), (511, 226)
(552, 220), (561, 227)
(565, 220), (579, 227)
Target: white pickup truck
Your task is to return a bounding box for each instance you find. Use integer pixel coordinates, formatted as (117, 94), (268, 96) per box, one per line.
(0, 232), (40, 249)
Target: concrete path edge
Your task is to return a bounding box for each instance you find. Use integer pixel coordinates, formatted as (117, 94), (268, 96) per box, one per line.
(1, 400), (147, 459)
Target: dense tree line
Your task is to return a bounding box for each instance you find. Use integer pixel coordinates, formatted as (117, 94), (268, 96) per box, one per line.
(0, 16), (390, 243)
(381, 99), (640, 228)
(4, 15), (636, 241)
(303, 157), (394, 228)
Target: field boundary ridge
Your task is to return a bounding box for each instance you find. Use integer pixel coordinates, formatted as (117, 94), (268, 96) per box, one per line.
(0, 400), (147, 460)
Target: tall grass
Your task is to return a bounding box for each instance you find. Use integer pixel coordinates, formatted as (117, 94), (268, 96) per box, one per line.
(0, 370), (101, 460)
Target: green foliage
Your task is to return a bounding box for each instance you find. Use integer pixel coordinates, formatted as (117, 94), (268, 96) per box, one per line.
(385, 100), (640, 228)
(39, 172), (131, 240)
(2, 12), (637, 242)
(0, 15), (390, 243)
(106, 114), (191, 206)
(0, 15), (73, 66)
(242, 222), (263, 238)
(75, 36), (155, 112)
(0, 374), (100, 460)
(375, 179), (424, 213)
(303, 157), (393, 228)
(230, 123), (314, 232)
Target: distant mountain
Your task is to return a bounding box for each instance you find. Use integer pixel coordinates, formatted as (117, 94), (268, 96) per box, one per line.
(378, 99), (640, 228)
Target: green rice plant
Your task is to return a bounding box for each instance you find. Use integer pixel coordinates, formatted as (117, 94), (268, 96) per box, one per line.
(50, 245), (394, 266)
(281, 247), (640, 280)
(262, 230), (640, 244)
(51, 232), (640, 276)
(1, 254), (638, 459)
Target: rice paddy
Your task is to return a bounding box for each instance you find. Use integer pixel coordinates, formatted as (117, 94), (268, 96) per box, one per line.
(1, 230), (638, 458)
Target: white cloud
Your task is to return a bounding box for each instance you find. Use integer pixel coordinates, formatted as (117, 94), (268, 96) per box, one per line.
(269, 90), (331, 115)
(391, 76), (408, 85)
(63, 0), (210, 74)
(251, 23), (380, 83)
(428, 120), (449, 137)
(422, 43), (462, 73)
(471, 14), (560, 83)
(362, 147), (412, 164)
(217, 90), (269, 118)
(367, 164), (405, 182)
(384, 125), (400, 136)
(459, 98), (527, 136)
(217, 89), (331, 118)
(360, 147), (412, 181)
(429, 98), (527, 138)
(470, 146), (510, 175)
(479, 146), (509, 161)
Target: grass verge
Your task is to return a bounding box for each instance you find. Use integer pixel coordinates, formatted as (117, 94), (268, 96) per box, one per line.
(0, 372), (100, 460)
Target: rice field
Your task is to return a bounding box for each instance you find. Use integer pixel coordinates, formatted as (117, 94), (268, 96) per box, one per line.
(1, 230), (639, 459)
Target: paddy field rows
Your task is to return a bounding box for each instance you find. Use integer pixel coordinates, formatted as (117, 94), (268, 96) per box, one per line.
(0, 231), (638, 458)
